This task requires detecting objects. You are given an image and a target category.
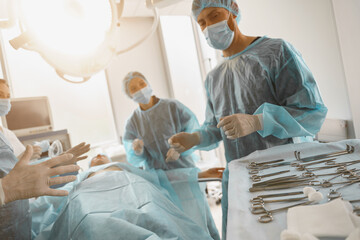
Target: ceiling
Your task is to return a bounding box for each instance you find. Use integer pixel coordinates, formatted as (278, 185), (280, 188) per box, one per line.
(121, 0), (193, 17)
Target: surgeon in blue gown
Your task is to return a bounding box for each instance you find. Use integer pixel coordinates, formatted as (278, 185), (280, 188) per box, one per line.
(123, 71), (202, 170)
(168, 0), (328, 238)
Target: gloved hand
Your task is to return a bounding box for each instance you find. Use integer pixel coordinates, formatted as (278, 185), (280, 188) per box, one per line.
(30, 145), (42, 160)
(132, 139), (144, 155)
(198, 167), (225, 179)
(165, 148), (180, 162)
(1, 145), (79, 204)
(168, 132), (201, 153)
(217, 113), (263, 139)
(62, 142), (91, 166)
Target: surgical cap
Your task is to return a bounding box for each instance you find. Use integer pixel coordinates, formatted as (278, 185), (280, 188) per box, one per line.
(122, 71), (149, 99)
(192, 0), (241, 23)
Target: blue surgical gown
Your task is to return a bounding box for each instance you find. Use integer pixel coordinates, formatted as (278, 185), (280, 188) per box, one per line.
(195, 36), (328, 238)
(0, 133), (31, 239)
(124, 98), (200, 170)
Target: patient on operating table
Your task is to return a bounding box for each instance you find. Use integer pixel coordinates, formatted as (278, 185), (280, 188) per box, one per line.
(31, 155), (223, 240)
(88, 153), (223, 179)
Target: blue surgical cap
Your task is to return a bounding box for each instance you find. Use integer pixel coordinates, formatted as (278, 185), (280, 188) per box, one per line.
(192, 0), (241, 23)
(122, 71), (149, 99)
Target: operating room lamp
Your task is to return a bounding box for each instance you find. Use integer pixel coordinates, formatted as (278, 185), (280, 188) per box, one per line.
(0, 0), (184, 83)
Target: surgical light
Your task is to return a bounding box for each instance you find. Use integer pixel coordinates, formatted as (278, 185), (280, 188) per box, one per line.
(0, 0), (184, 83)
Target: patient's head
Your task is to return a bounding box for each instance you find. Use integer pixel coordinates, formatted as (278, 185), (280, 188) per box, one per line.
(90, 154), (111, 167)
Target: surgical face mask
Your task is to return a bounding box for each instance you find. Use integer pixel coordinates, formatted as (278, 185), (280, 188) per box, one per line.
(203, 19), (234, 50)
(132, 86), (153, 104)
(0, 99), (11, 116)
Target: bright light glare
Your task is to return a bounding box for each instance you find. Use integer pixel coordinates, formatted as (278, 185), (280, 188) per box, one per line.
(20, 0), (113, 55)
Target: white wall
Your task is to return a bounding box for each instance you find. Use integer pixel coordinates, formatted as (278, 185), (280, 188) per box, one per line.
(332, 0), (360, 138)
(159, 16), (206, 123)
(105, 17), (171, 139)
(0, 28), (117, 146)
(199, 0), (352, 124)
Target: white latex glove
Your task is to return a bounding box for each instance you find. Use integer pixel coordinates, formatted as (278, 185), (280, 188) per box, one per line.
(132, 139), (144, 155)
(168, 132), (201, 153)
(165, 148), (180, 162)
(217, 113), (263, 139)
(1, 145), (79, 204)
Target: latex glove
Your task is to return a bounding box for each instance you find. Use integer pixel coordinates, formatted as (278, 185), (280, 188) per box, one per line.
(217, 113), (263, 139)
(1, 145), (79, 204)
(168, 132), (200, 153)
(198, 168), (225, 179)
(165, 148), (180, 162)
(31, 145), (42, 160)
(132, 139), (144, 155)
(62, 142), (91, 166)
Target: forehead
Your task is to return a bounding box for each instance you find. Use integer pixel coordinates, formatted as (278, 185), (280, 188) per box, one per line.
(128, 77), (146, 87)
(197, 7), (229, 21)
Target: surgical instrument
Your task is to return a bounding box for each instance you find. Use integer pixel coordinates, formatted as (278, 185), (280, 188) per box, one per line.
(251, 195), (307, 207)
(247, 159), (284, 168)
(327, 180), (360, 200)
(294, 144), (355, 162)
(251, 190), (304, 203)
(250, 170), (290, 182)
(252, 176), (314, 187)
(249, 162), (293, 174)
(291, 158), (337, 170)
(255, 201), (315, 223)
(249, 180), (318, 192)
(302, 168), (356, 178)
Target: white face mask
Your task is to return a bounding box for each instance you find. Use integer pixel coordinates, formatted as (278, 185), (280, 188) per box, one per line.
(132, 86), (153, 104)
(203, 16), (234, 50)
(0, 99), (11, 116)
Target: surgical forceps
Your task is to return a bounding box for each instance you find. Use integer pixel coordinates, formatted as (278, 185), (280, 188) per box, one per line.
(291, 158), (337, 170)
(294, 145), (355, 162)
(302, 168), (356, 178)
(249, 179), (318, 192)
(249, 162), (292, 175)
(252, 176), (313, 188)
(254, 201), (315, 223)
(247, 159), (284, 168)
(302, 164), (347, 173)
(250, 170), (290, 182)
(327, 180), (360, 200)
(251, 195), (307, 207)
(250, 190), (304, 203)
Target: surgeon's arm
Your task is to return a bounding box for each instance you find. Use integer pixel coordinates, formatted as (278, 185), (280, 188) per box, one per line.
(254, 41), (327, 139)
(169, 86), (221, 153)
(123, 120), (147, 167)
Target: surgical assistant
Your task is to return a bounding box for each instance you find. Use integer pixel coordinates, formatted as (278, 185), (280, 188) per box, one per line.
(169, 0), (328, 238)
(123, 72), (201, 170)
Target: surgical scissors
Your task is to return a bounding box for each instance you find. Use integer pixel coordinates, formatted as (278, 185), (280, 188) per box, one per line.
(327, 180), (360, 200)
(254, 201), (314, 223)
(250, 170), (290, 182)
(294, 145), (355, 162)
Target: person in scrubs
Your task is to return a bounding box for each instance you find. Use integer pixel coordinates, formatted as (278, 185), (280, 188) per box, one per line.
(168, 0), (328, 238)
(123, 71), (201, 170)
